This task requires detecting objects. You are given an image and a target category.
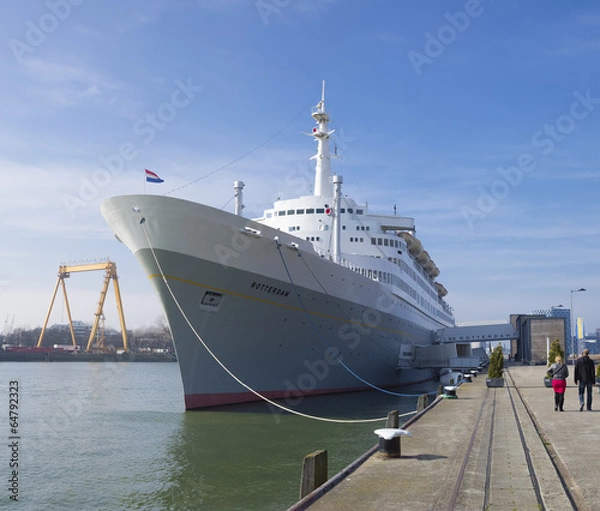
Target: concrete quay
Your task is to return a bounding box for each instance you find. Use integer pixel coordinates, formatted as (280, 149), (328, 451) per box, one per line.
(293, 364), (599, 511)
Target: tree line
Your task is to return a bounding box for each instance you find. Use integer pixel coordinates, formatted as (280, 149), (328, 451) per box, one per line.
(1, 317), (174, 353)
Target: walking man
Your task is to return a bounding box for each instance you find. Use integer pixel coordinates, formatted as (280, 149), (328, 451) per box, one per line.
(574, 348), (595, 411)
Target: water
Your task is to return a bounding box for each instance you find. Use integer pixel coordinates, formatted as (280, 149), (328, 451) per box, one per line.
(0, 362), (434, 510)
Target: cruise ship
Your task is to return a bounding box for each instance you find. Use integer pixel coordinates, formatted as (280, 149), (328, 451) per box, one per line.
(101, 85), (455, 409)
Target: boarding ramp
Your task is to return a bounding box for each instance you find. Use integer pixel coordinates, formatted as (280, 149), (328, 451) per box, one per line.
(411, 323), (518, 370)
(434, 323), (518, 344)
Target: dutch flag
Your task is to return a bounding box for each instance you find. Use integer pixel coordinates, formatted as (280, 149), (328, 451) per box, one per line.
(145, 169), (164, 183)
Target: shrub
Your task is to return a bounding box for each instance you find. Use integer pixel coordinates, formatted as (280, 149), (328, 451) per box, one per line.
(547, 339), (564, 377)
(547, 339), (564, 366)
(487, 344), (504, 379)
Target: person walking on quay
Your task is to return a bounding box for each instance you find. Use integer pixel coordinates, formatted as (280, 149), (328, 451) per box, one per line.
(549, 355), (569, 411)
(574, 348), (595, 411)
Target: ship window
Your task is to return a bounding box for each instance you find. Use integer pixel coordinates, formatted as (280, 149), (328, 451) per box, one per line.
(384, 239), (389, 247)
(278, 211), (286, 216)
(342, 225), (346, 230)
(306, 237), (310, 241)
(296, 209), (304, 214)
(377, 238), (382, 246)
(366, 226), (370, 231)
(266, 212), (272, 218)
(288, 227), (295, 232)
(287, 210), (295, 215)
(347, 208), (354, 214)
(316, 236), (320, 241)
(357, 209), (363, 215)
(356, 226), (360, 231)
(306, 208), (315, 214)
(361, 226), (365, 231)
(371, 238), (376, 245)
(316, 208), (325, 214)
(360, 238), (363, 242)
(296, 226), (300, 230)
(340, 208), (345, 213)
(350, 237), (354, 242)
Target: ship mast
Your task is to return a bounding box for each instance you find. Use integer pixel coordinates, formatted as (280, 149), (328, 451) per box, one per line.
(310, 80), (335, 197)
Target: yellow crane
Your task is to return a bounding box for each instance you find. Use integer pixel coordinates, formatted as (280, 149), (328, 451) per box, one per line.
(37, 260), (128, 352)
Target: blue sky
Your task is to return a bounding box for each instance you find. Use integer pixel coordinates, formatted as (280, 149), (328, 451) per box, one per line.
(1, 0), (599, 335)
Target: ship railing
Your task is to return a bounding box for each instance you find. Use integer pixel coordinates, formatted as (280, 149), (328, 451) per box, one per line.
(339, 258), (360, 274)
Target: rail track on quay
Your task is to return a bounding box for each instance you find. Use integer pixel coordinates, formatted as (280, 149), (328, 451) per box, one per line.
(448, 369), (580, 511)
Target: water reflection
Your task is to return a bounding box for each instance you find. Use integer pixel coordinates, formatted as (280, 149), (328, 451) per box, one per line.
(144, 383), (436, 510)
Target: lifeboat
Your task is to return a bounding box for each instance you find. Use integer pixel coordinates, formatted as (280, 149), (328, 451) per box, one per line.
(416, 250), (430, 266)
(429, 265), (440, 278)
(424, 259), (435, 274)
(398, 232), (423, 257)
(435, 282), (448, 298)
(398, 231), (414, 246)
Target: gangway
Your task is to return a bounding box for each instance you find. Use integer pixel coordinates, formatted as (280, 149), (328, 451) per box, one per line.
(37, 260), (128, 352)
(435, 323), (518, 344)
(411, 323), (518, 370)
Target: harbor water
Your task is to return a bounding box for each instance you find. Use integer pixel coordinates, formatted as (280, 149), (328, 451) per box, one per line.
(0, 362), (434, 510)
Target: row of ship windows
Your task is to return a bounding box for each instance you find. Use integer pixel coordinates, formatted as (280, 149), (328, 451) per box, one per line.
(380, 256), (439, 304)
(267, 207), (365, 218)
(350, 267), (439, 315)
(289, 225), (370, 233)
(372, 238), (402, 248)
(299, 235), (365, 243)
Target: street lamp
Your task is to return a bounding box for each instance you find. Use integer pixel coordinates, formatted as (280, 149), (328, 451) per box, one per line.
(570, 288), (586, 364)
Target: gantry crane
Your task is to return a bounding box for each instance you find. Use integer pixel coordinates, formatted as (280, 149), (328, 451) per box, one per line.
(37, 260), (128, 352)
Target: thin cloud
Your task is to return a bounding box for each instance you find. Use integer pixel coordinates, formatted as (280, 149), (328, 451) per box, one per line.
(22, 57), (124, 109)
(553, 37), (600, 56)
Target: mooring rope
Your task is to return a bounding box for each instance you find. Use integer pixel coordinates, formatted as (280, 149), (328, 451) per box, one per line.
(135, 210), (405, 424)
(275, 242), (437, 398)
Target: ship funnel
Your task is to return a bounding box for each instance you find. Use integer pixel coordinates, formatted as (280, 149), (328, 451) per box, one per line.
(234, 181), (245, 216)
(332, 175), (343, 264)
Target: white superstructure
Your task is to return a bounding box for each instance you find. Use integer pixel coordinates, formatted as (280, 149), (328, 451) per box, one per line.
(256, 82), (452, 328)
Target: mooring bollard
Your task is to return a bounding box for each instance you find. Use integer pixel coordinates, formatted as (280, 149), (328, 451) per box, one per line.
(463, 373), (473, 383)
(444, 385), (458, 398)
(385, 410), (399, 428)
(374, 428), (412, 458)
(417, 393), (429, 412)
(299, 449), (328, 499)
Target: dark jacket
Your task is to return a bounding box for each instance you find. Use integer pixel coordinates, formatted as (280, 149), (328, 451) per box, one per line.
(574, 356), (595, 384)
(549, 362), (569, 380)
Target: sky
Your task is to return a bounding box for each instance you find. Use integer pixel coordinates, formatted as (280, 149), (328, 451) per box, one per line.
(1, 0), (599, 335)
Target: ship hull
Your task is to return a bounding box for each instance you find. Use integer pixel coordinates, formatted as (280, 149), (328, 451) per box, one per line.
(102, 195), (444, 409)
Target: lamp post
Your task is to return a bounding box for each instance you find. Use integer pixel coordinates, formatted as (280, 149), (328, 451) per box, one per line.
(570, 288), (586, 365)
